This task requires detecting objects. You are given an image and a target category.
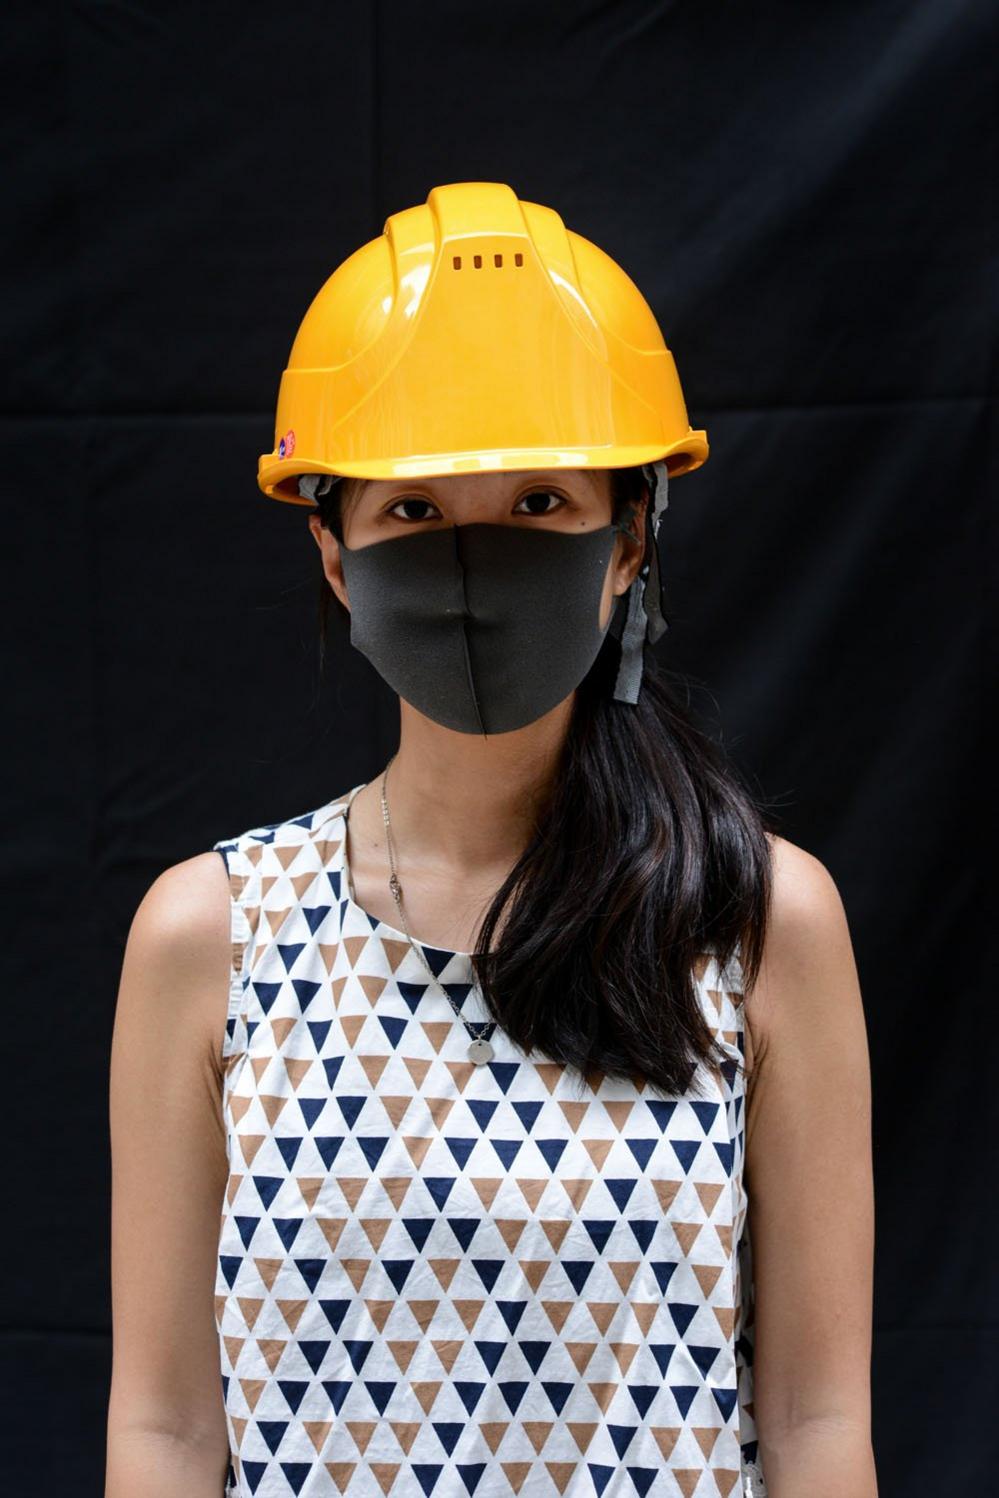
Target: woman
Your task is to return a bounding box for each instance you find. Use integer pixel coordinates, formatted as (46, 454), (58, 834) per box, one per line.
(106, 183), (876, 1498)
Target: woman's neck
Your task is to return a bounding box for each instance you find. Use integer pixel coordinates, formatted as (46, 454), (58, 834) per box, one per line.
(340, 695), (572, 951)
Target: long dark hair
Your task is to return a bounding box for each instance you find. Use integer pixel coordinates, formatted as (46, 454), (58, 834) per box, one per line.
(314, 468), (776, 1099)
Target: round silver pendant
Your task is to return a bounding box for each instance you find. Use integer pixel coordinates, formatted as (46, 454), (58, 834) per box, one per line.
(467, 1037), (494, 1065)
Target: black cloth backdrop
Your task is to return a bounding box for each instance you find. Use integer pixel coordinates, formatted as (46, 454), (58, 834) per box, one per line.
(4, 2), (995, 1493)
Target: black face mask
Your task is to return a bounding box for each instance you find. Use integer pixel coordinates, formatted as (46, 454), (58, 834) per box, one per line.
(337, 519), (635, 735)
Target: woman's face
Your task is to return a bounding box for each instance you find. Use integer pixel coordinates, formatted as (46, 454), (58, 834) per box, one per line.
(307, 468), (647, 631)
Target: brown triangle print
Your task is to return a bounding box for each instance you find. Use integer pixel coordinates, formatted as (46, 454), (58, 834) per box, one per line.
(692, 1262), (723, 1298)
(674, 1469), (704, 1497)
(263, 904), (292, 936)
(388, 1421), (420, 1454)
(359, 1053), (391, 1087)
(629, 1301), (659, 1335)
(454, 1298), (485, 1331)
(522, 1421), (554, 1454)
(359, 973), (389, 1006)
(274, 1298), (308, 1332)
(478, 1421), (509, 1454)
(363, 1294), (395, 1330)
(340, 1258), (371, 1291)
(380, 937), (411, 972)
(235, 1296), (264, 1329)
(558, 1100), (589, 1132)
(674, 1220), (706, 1256)
(692, 1424), (723, 1461)
(316, 1218), (347, 1253)
(421, 1022), (451, 1054)
(541, 1219), (572, 1252)
(252, 1257), (283, 1291)
(585, 1303), (617, 1335)
(581, 1139), (613, 1170)
(500, 1462), (532, 1493)
(403, 1056), (432, 1088)
(608, 1341), (640, 1374)
(345, 1012), (372, 1048)
(323, 1461), (355, 1493)
(238, 1376), (267, 1410)
(472, 1177), (503, 1211)
(283, 1055), (313, 1089)
(518, 1259), (549, 1292)
(359, 1218), (391, 1252)
(545, 1461), (578, 1493)
(430, 1338), (463, 1373)
(650, 1426), (682, 1459)
(368, 1460), (400, 1493)
(541, 1301), (574, 1335)
(350, 1409), (387, 1448)
(343, 935), (370, 969)
(426, 1095), (458, 1128)
(258, 1337), (288, 1373)
(693, 1181), (727, 1219)
(608, 1261), (640, 1293)
(566, 1421), (598, 1452)
(428, 1258), (459, 1290)
(652, 1177), (683, 1211)
(291, 869), (318, 900)
(310, 833), (342, 867)
(557, 1179), (595, 1213)
(410, 1381), (442, 1415)
(315, 938), (340, 975)
(406, 1299), (439, 1333)
(586, 1382), (617, 1413)
(604, 1100), (634, 1131)
(222, 1333), (245, 1368)
(303, 1418), (332, 1454)
(378, 1173), (414, 1208)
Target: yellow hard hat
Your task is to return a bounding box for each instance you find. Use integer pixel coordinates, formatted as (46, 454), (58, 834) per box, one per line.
(258, 181), (708, 505)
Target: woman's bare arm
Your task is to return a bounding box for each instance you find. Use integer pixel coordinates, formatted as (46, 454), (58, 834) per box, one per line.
(744, 836), (878, 1497)
(106, 850), (233, 1498)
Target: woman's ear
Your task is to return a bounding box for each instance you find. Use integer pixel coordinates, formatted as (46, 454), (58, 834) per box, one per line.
(307, 512), (350, 610)
(614, 487), (650, 593)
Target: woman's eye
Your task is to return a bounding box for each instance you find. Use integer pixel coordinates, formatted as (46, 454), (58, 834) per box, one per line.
(386, 490), (564, 522)
(514, 489), (563, 516)
(388, 496), (440, 521)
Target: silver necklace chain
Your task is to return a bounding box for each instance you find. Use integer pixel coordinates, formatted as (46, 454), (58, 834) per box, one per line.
(379, 755), (497, 1065)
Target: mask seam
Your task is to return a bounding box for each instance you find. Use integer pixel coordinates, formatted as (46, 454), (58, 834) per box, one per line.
(452, 525), (488, 735)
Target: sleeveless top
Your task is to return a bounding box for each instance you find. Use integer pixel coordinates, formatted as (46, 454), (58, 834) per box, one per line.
(212, 783), (768, 1498)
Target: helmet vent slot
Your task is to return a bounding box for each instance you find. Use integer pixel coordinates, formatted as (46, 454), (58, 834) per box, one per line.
(449, 252), (525, 271)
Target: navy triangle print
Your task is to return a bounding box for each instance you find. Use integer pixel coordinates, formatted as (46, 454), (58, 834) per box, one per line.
(210, 786), (767, 1496)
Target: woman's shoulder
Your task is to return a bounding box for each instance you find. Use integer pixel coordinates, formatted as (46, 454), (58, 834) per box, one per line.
(747, 831), (861, 1070)
(763, 832), (852, 962)
(115, 850), (235, 1081)
(124, 852), (232, 985)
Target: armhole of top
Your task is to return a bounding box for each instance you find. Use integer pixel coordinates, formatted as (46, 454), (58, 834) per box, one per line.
(212, 837), (254, 1065)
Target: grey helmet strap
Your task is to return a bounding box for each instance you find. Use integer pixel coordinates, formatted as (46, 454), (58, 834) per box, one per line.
(610, 458), (669, 705)
(297, 461), (670, 707)
(298, 471), (340, 505)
